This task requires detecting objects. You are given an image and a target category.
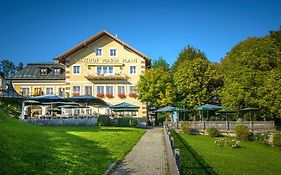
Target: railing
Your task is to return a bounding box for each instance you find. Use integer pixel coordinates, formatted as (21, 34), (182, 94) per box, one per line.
(24, 117), (98, 126)
(85, 72), (128, 80)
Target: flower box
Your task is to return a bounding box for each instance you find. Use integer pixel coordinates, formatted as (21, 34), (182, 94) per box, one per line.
(96, 94), (105, 98)
(129, 93), (137, 98)
(106, 94), (114, 98)
(72, 92), (80, 96)
(118, 93), (126, 98)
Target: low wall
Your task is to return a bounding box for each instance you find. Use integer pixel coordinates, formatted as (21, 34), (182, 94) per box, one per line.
(181, 121), (275, 132)
(23, 118), (98, 126)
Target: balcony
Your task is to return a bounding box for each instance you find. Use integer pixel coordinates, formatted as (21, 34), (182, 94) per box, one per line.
(85, 72), (129, 80)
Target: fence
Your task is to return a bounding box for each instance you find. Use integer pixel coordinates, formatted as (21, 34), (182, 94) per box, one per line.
(163, 123), (180, 175)
(181, 121), (275, 132)
(23, 118), (98, 126)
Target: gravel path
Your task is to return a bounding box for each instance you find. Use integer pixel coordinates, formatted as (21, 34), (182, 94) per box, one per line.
(112, 127), (168, 175)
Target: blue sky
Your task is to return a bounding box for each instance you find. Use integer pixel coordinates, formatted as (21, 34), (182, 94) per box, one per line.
(0, 0), (280, 66)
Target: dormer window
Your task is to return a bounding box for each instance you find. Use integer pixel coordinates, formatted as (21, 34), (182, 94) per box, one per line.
(54, 68), (61, 75)
(40, 68), (48, 75)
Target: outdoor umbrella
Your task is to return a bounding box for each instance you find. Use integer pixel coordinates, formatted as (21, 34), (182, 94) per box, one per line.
(241, 107), (259, 121)
(155, 106), (179, 112)
(65, 95), (108, 107)
(197, 104), (222, 121)
(216, 109), (240, 121)
(111, 102), (139, 116)
(20, 100), (41, 119)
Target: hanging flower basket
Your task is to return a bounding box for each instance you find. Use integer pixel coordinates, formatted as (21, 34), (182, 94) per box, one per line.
(118, 93), (126, 98)
(129, 93), (137, 98)
(106, 94), (114, 98)
(96, 94), (105, 98)
(72, 92), (80, 96)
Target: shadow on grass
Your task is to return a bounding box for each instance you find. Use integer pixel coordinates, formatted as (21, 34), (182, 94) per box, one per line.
(172, 131), (217, 175)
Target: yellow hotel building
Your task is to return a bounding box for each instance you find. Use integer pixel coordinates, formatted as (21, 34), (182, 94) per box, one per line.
(12, 30), (151, 118)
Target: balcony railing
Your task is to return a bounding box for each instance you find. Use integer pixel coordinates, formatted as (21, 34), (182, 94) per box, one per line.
(85, 72), (128, 80)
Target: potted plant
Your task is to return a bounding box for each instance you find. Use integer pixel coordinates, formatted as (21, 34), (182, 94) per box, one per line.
(106, 94), (114, 98)
(129, 92), (137, 98)
(96, 94), (105, 98)
(72, 92), (80, 96)
(118, 93), (126, 98)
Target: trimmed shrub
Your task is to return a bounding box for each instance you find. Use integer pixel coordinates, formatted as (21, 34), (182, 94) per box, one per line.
(255, 132), (269, 145)
(234, 125), (250, 140)
(207, 127), (221, 137)
(273, 133), (281, 147)
(97, 115), (111, 126)
(117, 117), (138, 127)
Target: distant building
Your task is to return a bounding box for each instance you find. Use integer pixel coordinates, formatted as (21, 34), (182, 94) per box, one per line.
(12, 30), (151, 118)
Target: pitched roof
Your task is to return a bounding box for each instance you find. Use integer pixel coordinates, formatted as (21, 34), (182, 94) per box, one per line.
(55, 30), (151, 63)
(12, 62), (65, 80)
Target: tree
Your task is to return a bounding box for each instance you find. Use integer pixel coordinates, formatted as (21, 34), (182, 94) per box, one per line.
(0, 59), (16, 77)
(17, 62), (24, 72)
(221, 36), (281, 118)
(171, 45), (207, 72)
(270, 26), (281, 52)
(137, 67), (175, 108)
(151, 57), (169, 70)
(173, 58), (222, 108)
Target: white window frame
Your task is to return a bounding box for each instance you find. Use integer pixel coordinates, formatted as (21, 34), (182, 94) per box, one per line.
(57, 87), (65, 97)
(106, 85), (114, 95)
(54, 68), (61, 75)
(117, 85), (126, 95)
(72, 85), (81, 95)
(72, 64), (81, 75)
(109, 48), (118, 57)
(45, 86), (54, 95)
(33, 86), (43, 96)
(96, 66), (114, 75)
(95, 47), (103, 57)
(85, 85), (93, 96)
(96, 85), (105, 95)
(21, 86), (30, 96)
(129, 85), (136, 93)
(40, 68), (48, 75)
(129, 65), (137, 74)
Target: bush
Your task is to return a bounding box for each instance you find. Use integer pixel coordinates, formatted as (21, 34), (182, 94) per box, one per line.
(247, 132), (256, 141)
(180, 121), (191, 134)
(207, 127), (221, 137)
(117, 117), (138, 127)
(98, 115), (111, 126)
(256, 132), (269, 145)
(214, 138), (240, 148)
(234, 125), (250, 140)
(273, 133), (281, 147)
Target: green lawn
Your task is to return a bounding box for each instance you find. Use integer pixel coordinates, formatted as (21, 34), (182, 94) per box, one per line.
(0, 110), (145, 175)
(171, 131), (281, 175)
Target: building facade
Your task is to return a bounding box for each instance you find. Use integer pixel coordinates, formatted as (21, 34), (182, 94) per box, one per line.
(12, 30), (151, 118)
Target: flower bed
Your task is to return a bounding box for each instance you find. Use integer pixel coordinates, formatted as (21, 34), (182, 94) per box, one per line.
(118, 93), (126, 98)
(129, 93), (137, 98)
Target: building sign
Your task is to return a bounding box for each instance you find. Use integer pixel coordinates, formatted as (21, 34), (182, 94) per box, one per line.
(79, 58), (137, 64)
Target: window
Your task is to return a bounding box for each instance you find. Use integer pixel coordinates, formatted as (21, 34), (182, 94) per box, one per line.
(85, 86), (92, 95)
(96, 66), (114, 75)
(97, 86), (104, 94)
(73, 65), (80, 74)
(95, 48), (102, 56)
(72, 86), (80, 96)
(21, 87), (30, 96)
(129, 86), (136, 93)
(54, 68), (60, 75)
(110, 48), (117, 56)
(34, 87), (43, 96)
(46, 87), (54, 95)
(58, 87), (65, 97)
(40, 68), (48, 75)
(130, 66), (136, 74)
(118, 86), (125, 94)
(106, 86), (113, 95)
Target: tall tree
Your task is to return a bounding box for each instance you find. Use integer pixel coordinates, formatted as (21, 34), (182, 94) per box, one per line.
(137, 67), (175, 108)
(221, 36), (281, 118)
(17, 62), (24, 72)
(171, 45), (207, 72)
(151, 57), (169, 70)
(0, 59), (16, 77)
(270, 26), (281, 52)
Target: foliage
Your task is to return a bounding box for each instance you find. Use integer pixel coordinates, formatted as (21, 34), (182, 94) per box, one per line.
(171, 45), (207, 72)
(214, 138), (240, 148)
(221, 36), (281, 118)
(137, 67), (175, 107)
(207, 127), (221, 137)
(151, 56), (169, 70)
(0, 110), (145, 174)
(234, 125), (250, 140)
(98, 115), (111, 126)
(155, 112), (167, 125)
(255, 132), (270, 145)
(0, 59), (16, 77)
(180, 121), (191, 134)
(117, 117), (138, 127)
(270, 26), (281, 52)
(0, 97), (22, 117)
(173, 132), (281, 175)
(173, 57), (223, 107)
(17, 62), (24, 72)
(273, 133), (281, 147)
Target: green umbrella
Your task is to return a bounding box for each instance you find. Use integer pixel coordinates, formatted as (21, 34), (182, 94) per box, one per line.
(241, 107), (259, 122)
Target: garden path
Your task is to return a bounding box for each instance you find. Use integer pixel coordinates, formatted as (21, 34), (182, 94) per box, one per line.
(112, 127), (168, 175)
